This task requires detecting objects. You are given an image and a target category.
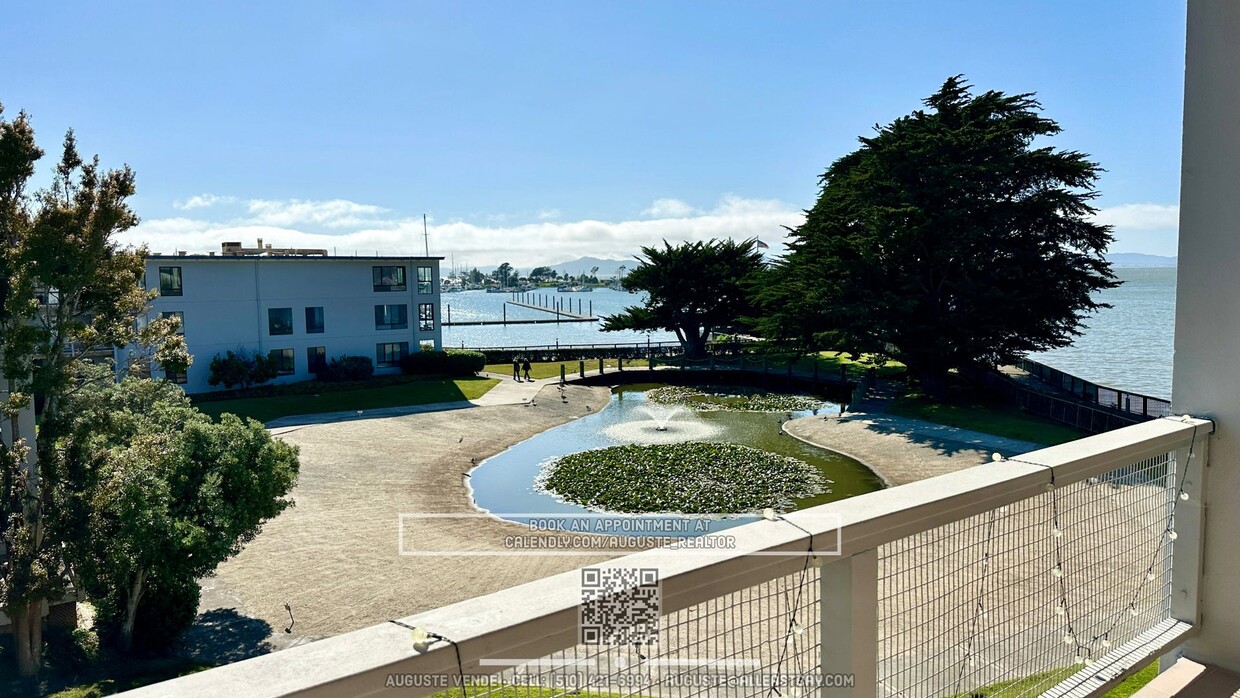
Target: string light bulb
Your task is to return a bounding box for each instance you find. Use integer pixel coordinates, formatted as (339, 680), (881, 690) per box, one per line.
(1180, 491), (1190, 501)
(1052, 565), (1064, 578)
(1052, 526), (1063, 538)
(1168, 530), (1179, 541)
(1054, 604), (1066, 616)
(1063, 633), (1075, 645)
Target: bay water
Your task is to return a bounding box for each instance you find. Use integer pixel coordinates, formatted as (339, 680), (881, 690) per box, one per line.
(444, 268), (1177, 398)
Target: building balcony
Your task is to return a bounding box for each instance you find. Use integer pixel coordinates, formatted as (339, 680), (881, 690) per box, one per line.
(117, 415), (1213, 697)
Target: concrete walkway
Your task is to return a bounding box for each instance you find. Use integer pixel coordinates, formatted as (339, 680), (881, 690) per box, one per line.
(785, 409), (1045, 486)
(264, 369), (623, 429)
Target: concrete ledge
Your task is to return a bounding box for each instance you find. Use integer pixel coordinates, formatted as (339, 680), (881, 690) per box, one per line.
(1134, 659), (1240, 698)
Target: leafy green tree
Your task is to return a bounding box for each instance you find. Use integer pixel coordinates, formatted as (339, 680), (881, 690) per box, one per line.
(0, 108), (188, 675)
(758, 77), (1117, 398)
(528, 266), (554, 282)
(59, 377), (299, 651)
(602, 239), (765, 358)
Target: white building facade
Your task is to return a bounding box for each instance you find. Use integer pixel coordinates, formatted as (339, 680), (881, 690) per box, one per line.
(132, 252), (443, 394)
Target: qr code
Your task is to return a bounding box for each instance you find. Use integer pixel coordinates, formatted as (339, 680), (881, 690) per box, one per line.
(580, 567), (660, 646)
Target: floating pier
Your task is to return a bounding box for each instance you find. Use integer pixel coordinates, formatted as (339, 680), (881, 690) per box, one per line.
(441, 294), (599, 327)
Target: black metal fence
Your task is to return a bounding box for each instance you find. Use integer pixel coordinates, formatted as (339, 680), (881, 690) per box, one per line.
(465, 340), (755, 364)
(1015, 358), (1172, 419)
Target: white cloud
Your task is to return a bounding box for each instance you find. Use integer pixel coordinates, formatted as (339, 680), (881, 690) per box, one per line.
(125, 195), (803, 269)
(174, 193), (237, 210)
(244, 198), (391, 229)
(133, 195), (1184, 267)
(642, 198), (698, 218)
(1092, 203), (1179, 231)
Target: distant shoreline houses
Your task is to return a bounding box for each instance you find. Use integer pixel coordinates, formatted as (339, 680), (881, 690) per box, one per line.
(129, 241), (443, 394)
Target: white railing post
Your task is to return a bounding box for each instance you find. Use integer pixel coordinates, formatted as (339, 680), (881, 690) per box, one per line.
(1163, 428), (1211, 669)
(820, 548), (878, 697)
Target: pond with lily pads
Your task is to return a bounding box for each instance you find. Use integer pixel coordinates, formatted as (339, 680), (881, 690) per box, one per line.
(468, 385), (885, 537)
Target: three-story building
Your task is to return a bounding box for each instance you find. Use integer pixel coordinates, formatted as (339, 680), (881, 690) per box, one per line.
(131, 242), (443, 394)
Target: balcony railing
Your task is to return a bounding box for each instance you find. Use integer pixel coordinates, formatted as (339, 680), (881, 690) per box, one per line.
(119, 416), (1212, 698)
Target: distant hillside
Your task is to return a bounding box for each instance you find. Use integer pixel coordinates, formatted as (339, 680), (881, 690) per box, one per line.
(1108, 253), (1177, 268)
(550, 256), (633, 277)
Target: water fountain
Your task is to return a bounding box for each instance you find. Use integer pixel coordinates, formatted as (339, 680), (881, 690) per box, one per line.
(601, 403), (724, 444)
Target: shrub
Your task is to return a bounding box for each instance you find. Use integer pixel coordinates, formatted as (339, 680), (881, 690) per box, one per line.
(447, 349), (486, 375)
(92, 573), (201, 653)
(318, 354), (374, 382)
(401, 349), (485, 377)
(207, 348), (278, 389)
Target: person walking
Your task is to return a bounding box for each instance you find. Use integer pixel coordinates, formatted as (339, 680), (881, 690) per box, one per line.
(522, 358), (532, 381)
(512, 357), (521, 381)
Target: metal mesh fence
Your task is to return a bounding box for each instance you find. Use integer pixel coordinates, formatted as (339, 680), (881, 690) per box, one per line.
(877, 451), (1178, 698)
(443, 561), (824, 697)
(420, 446), (1185, 698)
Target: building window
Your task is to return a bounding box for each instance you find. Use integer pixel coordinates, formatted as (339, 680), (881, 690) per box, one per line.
(417, 266), (434, 294)
(374, 304), (408, 330)
(373, 265), (406, 292)
(158, 267), (183, 296)
(305, 306), (325, 334)
(160, 310), (185, 335)
(268, 307), (293, 335)
(418, 303), (435, 332)
(270, 348), (295, 375)
(164, 367), (187, 384)
(376, 342), (408, 368)
(307, 346), (327, 374)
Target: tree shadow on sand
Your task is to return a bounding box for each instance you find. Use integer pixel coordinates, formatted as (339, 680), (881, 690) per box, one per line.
(176, 608), (275, 665)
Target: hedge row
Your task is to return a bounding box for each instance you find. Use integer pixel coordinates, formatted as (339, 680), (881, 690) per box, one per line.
(400, 349), (486, 377)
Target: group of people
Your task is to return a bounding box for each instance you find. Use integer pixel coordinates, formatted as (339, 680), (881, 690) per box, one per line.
(512, 357), (533, 381)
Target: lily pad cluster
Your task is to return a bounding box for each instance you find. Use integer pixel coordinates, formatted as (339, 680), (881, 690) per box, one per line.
(645, 385), (824, 413)
(537, 442), (830, 515)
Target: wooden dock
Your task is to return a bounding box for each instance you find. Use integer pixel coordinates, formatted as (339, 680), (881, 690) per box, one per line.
(505, 300), (595, 320)
(440, 297), (599, 327)
(443, 317), (597, 327)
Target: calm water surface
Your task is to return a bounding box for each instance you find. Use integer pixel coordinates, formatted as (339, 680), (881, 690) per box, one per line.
(468, 387), (885, 536)
(442, 288), (678, 348)
(1033, 267), (1175, 397)
(445, 269), (1177, 397)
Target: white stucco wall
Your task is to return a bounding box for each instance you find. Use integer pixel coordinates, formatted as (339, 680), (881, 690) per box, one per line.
(135, 255), (442, 394)
(1172, 0), (1240, 671)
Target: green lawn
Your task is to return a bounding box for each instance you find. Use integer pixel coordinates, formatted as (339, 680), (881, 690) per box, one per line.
(949, 662), (1156, 698)
(889, 389), (1085, 445)
(486, 359), (623, 380)
(194, 377), (499, 424)
(42, 660), (212, 698)
(798, 351), (907, 380)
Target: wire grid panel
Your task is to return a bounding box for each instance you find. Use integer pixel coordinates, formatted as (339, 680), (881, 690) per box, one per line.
(877, 452), (1177, 698)
(454, 563), (824, 698)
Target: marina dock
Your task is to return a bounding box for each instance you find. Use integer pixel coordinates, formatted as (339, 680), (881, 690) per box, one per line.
(442, 295), (599, 327)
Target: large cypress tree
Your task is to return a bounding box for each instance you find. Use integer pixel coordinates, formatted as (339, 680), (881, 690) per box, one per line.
(759, 77), (1118, 397)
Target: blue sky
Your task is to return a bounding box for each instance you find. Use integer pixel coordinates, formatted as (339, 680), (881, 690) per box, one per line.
(1, 1), (1186, 268)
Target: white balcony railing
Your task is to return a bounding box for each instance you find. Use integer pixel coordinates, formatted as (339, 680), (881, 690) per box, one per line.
(119, 416), (1212, 698)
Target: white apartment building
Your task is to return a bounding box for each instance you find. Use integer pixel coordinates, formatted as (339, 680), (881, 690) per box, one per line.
(132, 243), (443, 394)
